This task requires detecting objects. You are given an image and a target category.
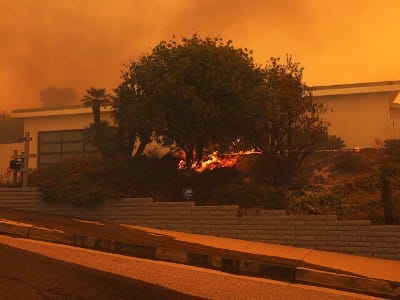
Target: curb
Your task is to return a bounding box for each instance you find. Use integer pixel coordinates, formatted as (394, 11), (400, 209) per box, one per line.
(0, 220), (31, 237)
(29, 226), (72, 244)
(0, 220), (399, 299)
(295, 267), (397, 299)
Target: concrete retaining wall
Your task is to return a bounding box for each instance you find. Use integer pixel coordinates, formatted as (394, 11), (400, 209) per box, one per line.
(0, 188), (399, 260)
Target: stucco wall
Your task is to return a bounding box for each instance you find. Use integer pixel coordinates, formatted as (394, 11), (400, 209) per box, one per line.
(389, 108), (400, 140)
(319, 92), (393, 148)
(21, 110), (171, 169)
(2, 88), (399, 172)
(22, 111), (113, 169)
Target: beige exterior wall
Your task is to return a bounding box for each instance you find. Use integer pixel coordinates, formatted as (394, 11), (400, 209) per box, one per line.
(14, 107), (171, 170)
(319, 92), (393, 148)
(2, 82), (400, 175)
(22, 111), (113, 169)
(389, 108), (400, 140)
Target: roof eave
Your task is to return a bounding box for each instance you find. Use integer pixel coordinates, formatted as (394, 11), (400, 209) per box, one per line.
(11, 105), (112, 119)
(312, 80), (400, 97)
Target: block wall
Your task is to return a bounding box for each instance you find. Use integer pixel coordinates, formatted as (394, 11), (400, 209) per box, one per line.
(0, 189), (399, 260)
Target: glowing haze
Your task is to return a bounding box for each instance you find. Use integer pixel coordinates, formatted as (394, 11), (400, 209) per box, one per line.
(1, 0), (400, 111)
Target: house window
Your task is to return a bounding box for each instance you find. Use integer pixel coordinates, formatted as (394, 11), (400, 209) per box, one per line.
(38, 130), (101, 168)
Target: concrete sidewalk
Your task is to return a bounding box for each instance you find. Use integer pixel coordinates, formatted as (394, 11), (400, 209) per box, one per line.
(0, 209), (399, 299)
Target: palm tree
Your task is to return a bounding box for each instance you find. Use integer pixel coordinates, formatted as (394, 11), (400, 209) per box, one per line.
(81, 87), (111, 124)
(81, 87), (115, 158)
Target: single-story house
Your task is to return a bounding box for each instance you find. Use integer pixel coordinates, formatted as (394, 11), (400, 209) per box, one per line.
(313, 80), (400, 148)
(0, 105), (114, 180)
(0, 80), (400, 181)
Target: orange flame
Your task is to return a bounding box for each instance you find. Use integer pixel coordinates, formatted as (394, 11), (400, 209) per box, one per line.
(178, 149), (262, 172)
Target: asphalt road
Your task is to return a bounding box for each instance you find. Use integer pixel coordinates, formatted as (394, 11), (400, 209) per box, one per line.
(0, 242), (202, 299)
(0, 235), (382, 300)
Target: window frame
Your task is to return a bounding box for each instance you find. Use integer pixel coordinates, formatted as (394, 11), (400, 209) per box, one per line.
(38, 129), (100, 168)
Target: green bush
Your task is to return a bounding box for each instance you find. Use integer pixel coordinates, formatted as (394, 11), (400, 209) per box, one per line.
(30, 156), (240, 206)
(212, 182), (286, 209)
(376, 159), (400, 224)
(30, 161), (113, 207)
(383, 139), (400, 159)
(287, 185), (350, 217)
(332, 152), (371, 174)
(188, 167), (239, 202)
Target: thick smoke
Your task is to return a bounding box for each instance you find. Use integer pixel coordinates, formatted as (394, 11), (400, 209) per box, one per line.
(1, 0), (400, 111)
(39, 86), (78, 108)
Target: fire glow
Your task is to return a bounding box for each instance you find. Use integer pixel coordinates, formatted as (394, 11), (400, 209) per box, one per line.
(178, 149), (262, 172)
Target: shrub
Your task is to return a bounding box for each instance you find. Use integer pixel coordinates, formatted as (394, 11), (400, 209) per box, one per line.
(332, 152), (371, 174)
(235, 154), (274, 182)
(287, 185), (350, 217)
(29, 156), (240, 206)
(30, 161), (113, 207)
(383, 139), (400, 159)
(212, 182), (286, 209)
(85, 155), (189, 201)
(188, 167), (239, 202)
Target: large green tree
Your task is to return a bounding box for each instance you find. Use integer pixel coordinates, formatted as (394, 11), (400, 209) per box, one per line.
(254, 56), (328, 182)
(112, 82), (154, 157)
(125, 35), (263, 166)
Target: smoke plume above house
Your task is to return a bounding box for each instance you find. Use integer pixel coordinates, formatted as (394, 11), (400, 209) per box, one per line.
(1, 0), (400, 111)
(39, 86), (78, 108)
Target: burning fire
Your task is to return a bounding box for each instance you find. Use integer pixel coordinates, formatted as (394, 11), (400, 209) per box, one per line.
(178, 149), (262, 172)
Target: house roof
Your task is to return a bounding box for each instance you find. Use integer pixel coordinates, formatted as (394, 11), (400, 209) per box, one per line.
(0, 119), (24, 144)
(9, 80), (400, 118)
(12, 105), (111, 119)
(312, 80), (400, 97)
(391, 103), (400, 109)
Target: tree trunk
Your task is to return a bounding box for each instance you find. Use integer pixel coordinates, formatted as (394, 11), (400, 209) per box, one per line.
(183, 146), (194, 168)
(135, 140), (147, 156)
(117, 125), (125, 157)
(92, 102), (101, 125)
(381, 176), (394, 225)
(125, 135), (136, 157)
(195, 144), (204, 167)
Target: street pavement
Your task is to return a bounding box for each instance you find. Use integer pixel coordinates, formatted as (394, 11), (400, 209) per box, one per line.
(0, 240), (201, 300)
(0, 208), (399, 299)
(0, 235), (382, 300)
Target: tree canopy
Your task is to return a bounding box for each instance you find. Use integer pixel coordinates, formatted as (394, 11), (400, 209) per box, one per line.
(112, 82), (154, 157)
(82, 36), (337, 184)
(125, 35), (263, 165)
(254, 56), (328, 182)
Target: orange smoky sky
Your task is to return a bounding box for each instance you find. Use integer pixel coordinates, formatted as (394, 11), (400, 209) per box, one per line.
(1, 0), (400, 111)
